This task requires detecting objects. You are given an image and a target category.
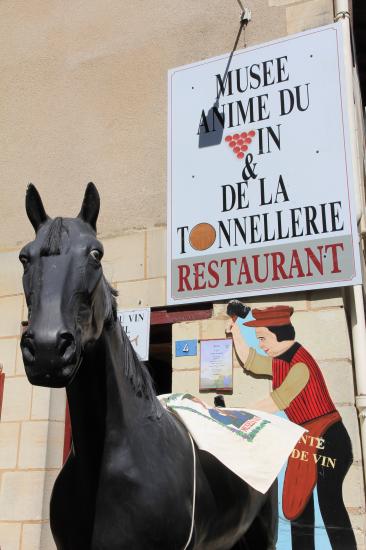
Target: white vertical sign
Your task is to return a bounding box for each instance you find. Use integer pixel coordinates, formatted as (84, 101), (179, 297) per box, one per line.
(117, 308), (151, 361)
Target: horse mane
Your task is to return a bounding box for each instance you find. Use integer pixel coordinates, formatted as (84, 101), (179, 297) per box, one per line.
(103, 277), (118, 327)
(102, 277), (162, 418)
(40, 217), (66, 256)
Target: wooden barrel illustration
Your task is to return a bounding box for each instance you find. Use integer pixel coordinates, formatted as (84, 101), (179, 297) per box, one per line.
(189, 223), (216, 251)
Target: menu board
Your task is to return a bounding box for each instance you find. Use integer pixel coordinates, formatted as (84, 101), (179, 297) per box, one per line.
(200, 338), (233, 391)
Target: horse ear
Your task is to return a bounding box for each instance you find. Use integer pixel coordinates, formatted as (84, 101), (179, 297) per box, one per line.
(26, 184), (49, 232)
(78, 182), (100, 231)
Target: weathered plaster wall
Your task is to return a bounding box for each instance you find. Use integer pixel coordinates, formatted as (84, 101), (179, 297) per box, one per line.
(0, 0), (335, 252)
(0, 0), (287, 251)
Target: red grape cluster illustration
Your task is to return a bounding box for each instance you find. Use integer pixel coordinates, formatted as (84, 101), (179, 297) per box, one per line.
(225, 130), (256, 159)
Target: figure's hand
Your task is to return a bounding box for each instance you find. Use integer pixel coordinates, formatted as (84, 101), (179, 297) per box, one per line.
(226, 318), (250, 364)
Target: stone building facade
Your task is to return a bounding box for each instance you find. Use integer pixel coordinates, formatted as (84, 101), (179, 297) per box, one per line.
(0, 0), (365, 549)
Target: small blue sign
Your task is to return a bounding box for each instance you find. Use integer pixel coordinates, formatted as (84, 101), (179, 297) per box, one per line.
(175, 339), (198, 357)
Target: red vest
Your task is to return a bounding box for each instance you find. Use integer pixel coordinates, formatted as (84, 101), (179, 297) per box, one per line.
(272, 343), (336, 424)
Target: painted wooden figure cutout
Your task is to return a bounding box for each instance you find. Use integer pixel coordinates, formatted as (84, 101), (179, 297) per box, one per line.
(227, 303), (356, 550)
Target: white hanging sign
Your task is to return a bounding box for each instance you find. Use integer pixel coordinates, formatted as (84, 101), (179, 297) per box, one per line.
(167, 23), (361, 304)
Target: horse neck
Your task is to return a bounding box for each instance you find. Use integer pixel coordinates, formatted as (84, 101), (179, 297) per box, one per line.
(66, 322), (156, 460)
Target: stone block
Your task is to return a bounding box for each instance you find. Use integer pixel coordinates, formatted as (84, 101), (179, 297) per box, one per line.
(355, 532), (366, 550)
(15, 342), (26, 375)
(338, 405), (362, 462)
(0, 295), (23, 338)
(173, 355), (199, 372)
(0, 471), (46, 520)
(31, 386), (51, 420)
(42, 470), (59, 520)
(173, 321), (200, 341)
(146, 227), (166, 279)
(308, 288), (344, 309)
(116, 278), (166, 308)
(22, 522), (56, 550)
(31, 386), (65, 421)
(2, 376), (32, 421)
(0, 470), (58, 522)
(342, 463), (365, 509)
(286, 0), (333, 34)
(103, 232), (145, 283)
(18, 421), (64, 469)
(348, 512), (366, 549)
(40, 522), (57, 550)
(200, 319), (227, 340)
(172, 321), (200, 371)
(319, 360), (355, 406)
(212, 303), (227, 319)
(0, 250), (23, 297)
(0, 422), (20, 469)
(172, 369), (200, 396)
(49, 388), (66, 422)
(0, 338), (18, 376)
(0, 522), (21, 550)
(292, 309), (351, 361)
(21, 523), (41, 550)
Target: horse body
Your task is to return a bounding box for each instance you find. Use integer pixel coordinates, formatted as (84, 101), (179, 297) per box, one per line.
(52, 324), (271, 550)
(20, 183), (277, 550)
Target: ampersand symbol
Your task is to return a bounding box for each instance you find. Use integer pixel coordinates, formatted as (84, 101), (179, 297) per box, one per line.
(242, 153), (257, 181)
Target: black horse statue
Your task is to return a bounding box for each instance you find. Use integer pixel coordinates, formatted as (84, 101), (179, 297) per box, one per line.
(20, 183), (277, 550)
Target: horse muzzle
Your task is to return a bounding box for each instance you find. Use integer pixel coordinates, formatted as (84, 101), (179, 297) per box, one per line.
(21, 329), (81, 387)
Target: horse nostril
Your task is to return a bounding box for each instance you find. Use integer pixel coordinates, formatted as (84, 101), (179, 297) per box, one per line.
(58, 332), (76, 361)
(21, 333), (36, 362)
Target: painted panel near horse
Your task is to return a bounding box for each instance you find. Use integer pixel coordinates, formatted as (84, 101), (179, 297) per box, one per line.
(228, 303), (357, 549)
(172, 296), (365, 547)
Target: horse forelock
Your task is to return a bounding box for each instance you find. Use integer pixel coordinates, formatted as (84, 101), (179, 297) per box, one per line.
(40, 217), (67, 256)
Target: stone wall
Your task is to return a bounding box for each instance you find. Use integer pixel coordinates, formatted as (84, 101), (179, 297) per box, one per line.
(0, 261), (65, 549)
(1, 235), (365, 548)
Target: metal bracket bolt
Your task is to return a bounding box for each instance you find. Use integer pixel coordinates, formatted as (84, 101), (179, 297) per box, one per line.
(241, 7), (252, 25)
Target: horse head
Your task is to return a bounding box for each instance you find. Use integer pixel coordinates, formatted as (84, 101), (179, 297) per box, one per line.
(20, 183), (114, 388)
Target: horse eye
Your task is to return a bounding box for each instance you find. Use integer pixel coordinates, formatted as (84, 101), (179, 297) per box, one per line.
(19, 255), (29, 268)
(90, 249), (103, 262)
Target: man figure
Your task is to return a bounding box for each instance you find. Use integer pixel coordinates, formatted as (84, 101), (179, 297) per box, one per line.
(226, 305), (356, 550)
